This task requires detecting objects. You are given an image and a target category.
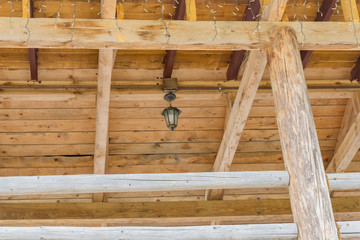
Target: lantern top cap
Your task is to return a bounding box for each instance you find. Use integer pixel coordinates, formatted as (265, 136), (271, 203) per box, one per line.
(164, 92), (176, 102)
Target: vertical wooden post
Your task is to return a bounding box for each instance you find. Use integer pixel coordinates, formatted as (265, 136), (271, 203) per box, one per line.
(267, 26), (338, 239)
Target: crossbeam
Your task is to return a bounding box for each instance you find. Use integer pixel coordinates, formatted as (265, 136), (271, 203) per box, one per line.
(0, 222), (359, 239)
(1, 171), (360, 196)
(1, 18), (360, 50)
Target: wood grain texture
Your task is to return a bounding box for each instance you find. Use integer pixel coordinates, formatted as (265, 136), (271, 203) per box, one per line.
(1, 222), (360, 239)
(326, 91), (360, 173)
(1, 18), (360, 50)
(2, 172), (360, 196)
(267, 26), (338, 239)
(207, 0), (288, 200)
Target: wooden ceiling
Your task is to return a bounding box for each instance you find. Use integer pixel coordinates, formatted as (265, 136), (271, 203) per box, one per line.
(2, 0), (360, 229)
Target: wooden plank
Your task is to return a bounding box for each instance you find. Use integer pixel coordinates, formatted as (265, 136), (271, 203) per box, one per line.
(93, 49), (113, 203)
(206, 0), (287, 200)
(2, 198), (360, 221)
(3, 172), (360, 196)
(1, 19), (360, 50)
(2, 222), (360, 239)
(326, 92), (360, 173)
(268, 26), (338, 239)
(0, 224), (297, 239)
(93, 0), (117, 202)
(0, 171), (289, 196)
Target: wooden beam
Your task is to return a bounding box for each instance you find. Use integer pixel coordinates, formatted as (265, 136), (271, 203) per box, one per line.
(301, 0), (337, 68)
(268, 26), (338, 239)
(3, 198), (360, 221)
(2, 172), (360, 196)
(2, 19), (360, 50)
(93, 0), (117, 202)
(163, 0), (186, 78)
(226, 0), (260, 80)
(0, 224), (298, 240)
(326, 92), (360, 173)
(1, 222), (360, 239)
(206, 0), (287, 200)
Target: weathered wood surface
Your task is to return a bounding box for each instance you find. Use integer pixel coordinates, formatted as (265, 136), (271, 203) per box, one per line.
(0, 172), (289, 196)
(0, 222), (360, 239)
(93, 0), (117, 203)
(206, 50), (267, 200)
(2, 172), (360, 196)
(0, 224), (298, 240)
(93, 49), (113, 202)
(1, 18), (360, 50)
(206, 0), (287, 200)
(327, 92), (360, 173)
(268, 26), (338, 239)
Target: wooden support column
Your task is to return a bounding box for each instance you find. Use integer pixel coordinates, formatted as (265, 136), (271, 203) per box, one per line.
(206, 0), (288, 200)
(267, 26), (338, 239)
(93, 0), (117, 202)
(326, 92), (360, 173)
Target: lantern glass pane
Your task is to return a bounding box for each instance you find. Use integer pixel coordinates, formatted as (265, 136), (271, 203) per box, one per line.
(162, 106), (181, 130)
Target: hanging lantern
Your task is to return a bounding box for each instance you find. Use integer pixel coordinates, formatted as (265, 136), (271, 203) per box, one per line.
(161, 93), (181, 131)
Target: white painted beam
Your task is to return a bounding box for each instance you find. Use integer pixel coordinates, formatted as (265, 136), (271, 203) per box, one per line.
(0, 222), (359, 239)
(2, 171), (360, 196)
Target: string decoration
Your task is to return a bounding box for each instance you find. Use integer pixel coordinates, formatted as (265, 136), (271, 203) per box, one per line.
(158, 0), (177, 48)
(248, 0), (261, 48)
(291, 0), (308, 46)
(116, 0), (124, 33)
(88, 0), (93, 10)
(333, 0), (340, 22)
(206, 0), (221, 41)
(98, 0), (104, 19)
(8, 0), (14, 28)
(23, 0), (31, 43)
(39, 0), (46, 13)
(143, 0), (148, 13)
(232, 0), (241, 16)
(71, 0), (77, 45)
(55, 0), (63, 27)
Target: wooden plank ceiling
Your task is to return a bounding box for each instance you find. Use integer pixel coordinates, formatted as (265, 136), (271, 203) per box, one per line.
(2, 0), (360, 225)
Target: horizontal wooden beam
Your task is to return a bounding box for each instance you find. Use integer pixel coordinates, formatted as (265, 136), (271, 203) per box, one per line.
(3, 197), (360, 221)
(0, 221), (360, 239)
(2, 18), (360, 50)
(2, 171), (360, 196)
